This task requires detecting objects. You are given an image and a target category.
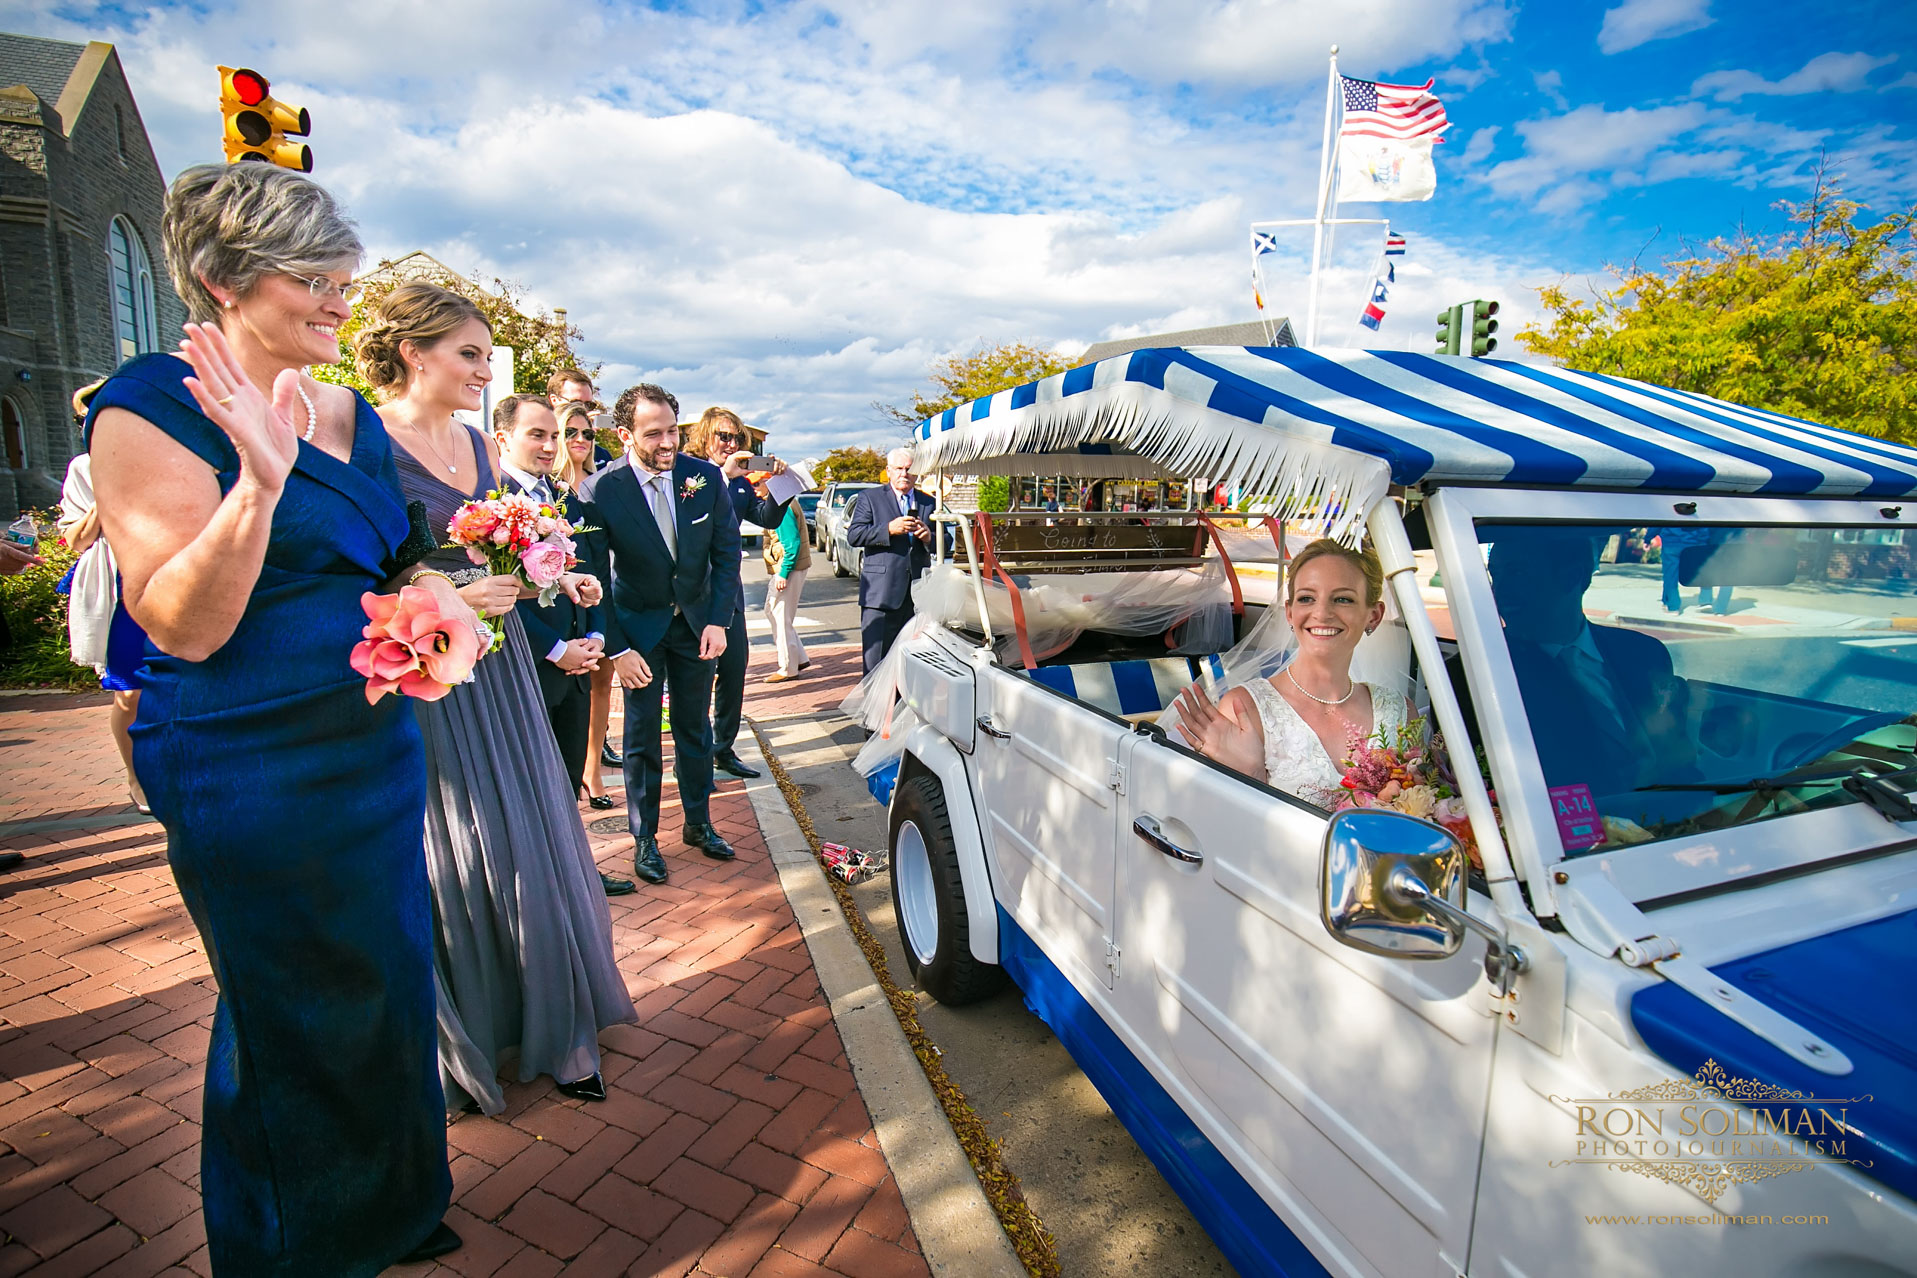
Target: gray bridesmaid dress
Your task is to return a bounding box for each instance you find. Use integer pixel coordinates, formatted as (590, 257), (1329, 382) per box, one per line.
(394, 426), (636, 1114)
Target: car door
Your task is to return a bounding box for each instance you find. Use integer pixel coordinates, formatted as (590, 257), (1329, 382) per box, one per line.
(974, 668), (1124, 994)
(1113, 729), (1497, 1278)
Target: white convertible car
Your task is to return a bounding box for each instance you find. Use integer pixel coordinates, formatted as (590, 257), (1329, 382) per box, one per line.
(859, 345), (1917, 1278)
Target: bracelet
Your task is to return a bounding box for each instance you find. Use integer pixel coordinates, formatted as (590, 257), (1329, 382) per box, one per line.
(407, 568), (455, 588)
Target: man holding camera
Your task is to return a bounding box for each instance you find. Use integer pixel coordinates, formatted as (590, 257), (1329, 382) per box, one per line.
(846, 446), (936, 674)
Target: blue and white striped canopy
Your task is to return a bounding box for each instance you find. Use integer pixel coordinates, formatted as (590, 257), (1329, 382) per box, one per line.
(913, 347), (1917, 533)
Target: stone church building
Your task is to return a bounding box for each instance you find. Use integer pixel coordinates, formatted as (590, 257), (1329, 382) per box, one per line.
(0, 34), (184, 516)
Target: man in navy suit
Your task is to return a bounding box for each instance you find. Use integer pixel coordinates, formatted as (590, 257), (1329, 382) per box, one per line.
(846, 446), (937, 673)
(493, 394), (636, 896)
(576, 384), (741, 885)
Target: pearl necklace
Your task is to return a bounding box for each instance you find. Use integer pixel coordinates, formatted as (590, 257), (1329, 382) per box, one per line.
(297, 379), (317, 443)
(1285, 665), (1357, 706)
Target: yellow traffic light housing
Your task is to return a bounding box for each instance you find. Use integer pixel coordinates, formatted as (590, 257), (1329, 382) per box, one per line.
(218, 66), (312, 172)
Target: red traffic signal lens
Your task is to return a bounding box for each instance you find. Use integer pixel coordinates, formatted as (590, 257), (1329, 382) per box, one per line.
(229, 68), (268, 105)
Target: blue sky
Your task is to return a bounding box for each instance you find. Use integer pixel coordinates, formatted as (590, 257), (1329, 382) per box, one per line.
(7, 0), (1914, 459)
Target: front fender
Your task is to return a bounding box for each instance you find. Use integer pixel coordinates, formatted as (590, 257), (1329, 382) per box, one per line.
(899, 723), (1000, 968)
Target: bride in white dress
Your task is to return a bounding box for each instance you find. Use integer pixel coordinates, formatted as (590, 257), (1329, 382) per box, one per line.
(1172, 540), (1415, 806)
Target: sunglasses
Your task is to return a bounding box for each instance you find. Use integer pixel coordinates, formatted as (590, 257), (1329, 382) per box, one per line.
(564, 427), (595, 441)
(713, 432), (745, 445)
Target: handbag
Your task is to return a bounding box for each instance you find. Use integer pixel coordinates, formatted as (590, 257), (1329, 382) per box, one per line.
(763, 533), (785, 575)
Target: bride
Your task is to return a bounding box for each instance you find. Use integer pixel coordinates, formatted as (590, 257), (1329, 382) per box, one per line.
(1172, 539), (1414, 807)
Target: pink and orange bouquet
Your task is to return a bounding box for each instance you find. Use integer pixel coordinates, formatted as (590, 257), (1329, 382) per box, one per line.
(444, 487), (594, 649)
(1336, 715), (1493, 870)
(349, 585), (482, 703)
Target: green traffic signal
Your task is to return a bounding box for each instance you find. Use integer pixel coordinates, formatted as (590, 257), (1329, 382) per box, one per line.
(1471, 299), (1501, 357)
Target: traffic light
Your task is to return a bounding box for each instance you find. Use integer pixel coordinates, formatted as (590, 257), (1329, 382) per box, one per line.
(219, 66), (311, 172)
(1435, 304), (1463, 356)
(1470, 299), (1501, 357)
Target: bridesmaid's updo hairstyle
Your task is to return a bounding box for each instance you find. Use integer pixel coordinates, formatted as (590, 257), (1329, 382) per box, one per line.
(1287, 538), (1385, 607)
(162, 163), (362, 325)
(353, 282), (488, 399)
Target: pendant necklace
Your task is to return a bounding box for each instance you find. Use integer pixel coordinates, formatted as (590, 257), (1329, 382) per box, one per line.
(400, 414), (459, 474)
(1285, 665), (1356, 706)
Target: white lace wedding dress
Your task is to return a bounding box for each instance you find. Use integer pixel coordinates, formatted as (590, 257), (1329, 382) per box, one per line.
(1239, 676), (1413, 808)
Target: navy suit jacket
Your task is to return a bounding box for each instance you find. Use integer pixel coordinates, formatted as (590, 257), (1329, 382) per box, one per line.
(846, 484), (935, 611)
(577, 454), (741, 656)
(725, 475), (790, 615)
(503, 472), (603, 708)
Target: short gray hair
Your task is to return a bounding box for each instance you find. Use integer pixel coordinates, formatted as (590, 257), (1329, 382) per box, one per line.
(887, 446), (915, 468)
(162, 163), (363, 324)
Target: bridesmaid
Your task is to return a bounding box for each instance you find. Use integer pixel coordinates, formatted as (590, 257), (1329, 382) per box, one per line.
(87, 164), (469, 1274)
(356, 282), (637, 1115)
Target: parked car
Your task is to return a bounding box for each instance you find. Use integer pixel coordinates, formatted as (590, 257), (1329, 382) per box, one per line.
(864, 344), (1917, 1278)
(819, 481), (877, 575)
(797, 491), (822, 544)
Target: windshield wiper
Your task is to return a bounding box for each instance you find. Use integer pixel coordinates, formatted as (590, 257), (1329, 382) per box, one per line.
(1843, 766), (1917, 822)
(1637, 763), (1857, 796)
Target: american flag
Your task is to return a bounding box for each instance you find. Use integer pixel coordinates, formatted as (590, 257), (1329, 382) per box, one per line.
(1340, 76), (1449, 144)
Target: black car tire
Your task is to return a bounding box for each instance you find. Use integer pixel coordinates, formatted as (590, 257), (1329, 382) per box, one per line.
(889, 773), (1007, 1006)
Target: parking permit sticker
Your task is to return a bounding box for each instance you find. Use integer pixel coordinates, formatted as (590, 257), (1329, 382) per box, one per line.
(1550, 784), (1603, 850)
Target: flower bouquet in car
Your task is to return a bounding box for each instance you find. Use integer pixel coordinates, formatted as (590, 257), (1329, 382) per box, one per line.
(349, 585), (483, 704)
(443, 487), (596, 650)
(1335, 715), (1494, 870)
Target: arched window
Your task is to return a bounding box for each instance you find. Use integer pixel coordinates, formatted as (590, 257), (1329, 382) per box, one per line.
(107, 217), (158, 361)
(2, 399), (25, 471)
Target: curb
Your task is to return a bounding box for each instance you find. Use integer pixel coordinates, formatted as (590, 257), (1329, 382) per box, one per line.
(731, 729), (1027, 1278)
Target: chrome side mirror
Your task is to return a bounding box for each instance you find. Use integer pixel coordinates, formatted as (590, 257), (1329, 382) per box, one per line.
(1320, 808), (1468, 959)
(1320, 808), (1528, 992)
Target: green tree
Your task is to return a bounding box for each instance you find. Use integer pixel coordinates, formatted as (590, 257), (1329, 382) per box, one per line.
(816, 447), (886, 484)
(975, 475), (1011, 512)
(1518, 182), (1916, 442)
(878, 340), (1074, 427)
(311, 261), (597, 399)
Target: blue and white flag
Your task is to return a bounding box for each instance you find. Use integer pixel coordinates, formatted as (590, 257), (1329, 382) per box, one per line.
(1252, 229), (1282, 255)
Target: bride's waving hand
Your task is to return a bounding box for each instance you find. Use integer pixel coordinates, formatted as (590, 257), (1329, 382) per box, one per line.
(1172, 680), (1268, 778)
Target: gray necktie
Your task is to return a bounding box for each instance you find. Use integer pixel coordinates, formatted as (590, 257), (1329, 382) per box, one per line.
(646, 473), (677, 559)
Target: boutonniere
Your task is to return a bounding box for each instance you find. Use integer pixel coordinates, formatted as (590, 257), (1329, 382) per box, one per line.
(552, 479), (571, 499)
(680, 475), (707, 501)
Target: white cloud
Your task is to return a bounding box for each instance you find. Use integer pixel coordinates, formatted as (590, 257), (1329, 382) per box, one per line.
(1532, 69), (1569, 110)
(1693, 51), (1898, 101)
(1461, 126), (1500, 164)
(1597, 0), (1713, 54)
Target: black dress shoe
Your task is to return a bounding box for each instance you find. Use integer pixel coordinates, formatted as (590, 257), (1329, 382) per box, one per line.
(600, 871), (636, 897)
(556, 1072), (607, 1102)
(0, 852), (23, 872)
(600, 744), (624, 768)
(587, 794), (616, 810)
(684, 822), (736, 861)
(398, 1222), (462, 1264)
(633, 835), (668, 884)
(714, 751), (761, 779)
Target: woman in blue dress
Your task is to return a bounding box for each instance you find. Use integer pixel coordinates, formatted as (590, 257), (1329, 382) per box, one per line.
(87, 163), (473, 1276)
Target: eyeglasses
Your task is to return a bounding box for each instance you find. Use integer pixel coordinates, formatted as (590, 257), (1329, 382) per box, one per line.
(286, 272), (361, 304)
(564, 427), (595, 441)
(713, 432), (744, 444)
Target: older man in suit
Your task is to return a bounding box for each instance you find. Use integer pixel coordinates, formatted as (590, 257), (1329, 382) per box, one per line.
(576, 384), (741, 886)
(846, 446), (936, 674)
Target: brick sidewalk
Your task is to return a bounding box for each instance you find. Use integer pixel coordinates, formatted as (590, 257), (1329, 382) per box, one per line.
(0, 667), (927, 1278)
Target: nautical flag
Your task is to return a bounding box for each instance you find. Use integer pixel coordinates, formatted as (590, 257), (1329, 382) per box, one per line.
(1356, 228), (1406, 333)
(1252, 229), (1281, 255)
(1336, 76), (1449, 203)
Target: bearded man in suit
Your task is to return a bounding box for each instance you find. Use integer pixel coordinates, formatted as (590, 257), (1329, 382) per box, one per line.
(576, 384), (741, 886)
(845, 446), (937, 674)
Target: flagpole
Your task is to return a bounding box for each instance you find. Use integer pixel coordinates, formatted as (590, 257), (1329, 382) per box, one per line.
(1304, 45), (1339, 347)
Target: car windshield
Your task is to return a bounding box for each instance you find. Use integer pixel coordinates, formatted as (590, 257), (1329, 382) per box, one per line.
(1470, 521), (1916, 853)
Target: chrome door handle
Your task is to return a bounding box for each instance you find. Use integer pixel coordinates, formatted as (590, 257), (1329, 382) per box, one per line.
(1134, 816), (1203, 865)
(976, 715), (1011, 740)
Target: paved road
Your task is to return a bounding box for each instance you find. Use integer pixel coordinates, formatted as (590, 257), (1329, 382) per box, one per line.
(737, 553), (1235, 1277)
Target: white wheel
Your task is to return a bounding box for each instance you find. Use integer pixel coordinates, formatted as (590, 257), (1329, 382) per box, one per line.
(894, 818), (938, 967)
(889, 773), (1006, 1004)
